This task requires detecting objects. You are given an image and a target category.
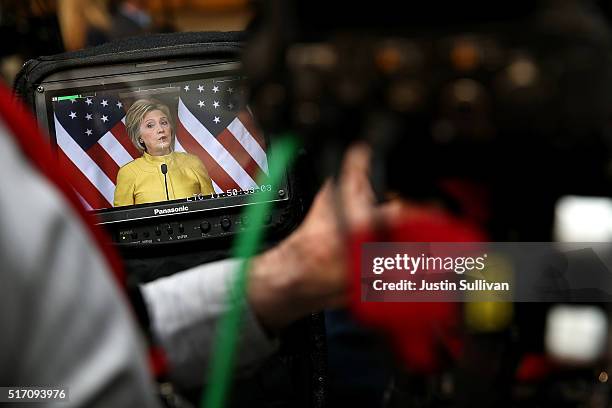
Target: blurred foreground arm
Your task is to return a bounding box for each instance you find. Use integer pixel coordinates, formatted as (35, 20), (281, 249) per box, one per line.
(249, 144), (375, 330)
(142, 144), (376, 387)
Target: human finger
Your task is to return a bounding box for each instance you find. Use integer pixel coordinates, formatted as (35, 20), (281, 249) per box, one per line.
(338, 143), (375, 229)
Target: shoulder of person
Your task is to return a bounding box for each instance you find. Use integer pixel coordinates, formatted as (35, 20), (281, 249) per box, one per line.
(174, 152), (202, 165)
(118, 157), (146, 176)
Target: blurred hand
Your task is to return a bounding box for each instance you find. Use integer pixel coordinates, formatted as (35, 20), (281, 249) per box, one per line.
(249, 143), (375, 330)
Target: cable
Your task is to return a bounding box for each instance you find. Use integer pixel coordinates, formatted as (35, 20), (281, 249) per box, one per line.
(201, 134), (299, 408)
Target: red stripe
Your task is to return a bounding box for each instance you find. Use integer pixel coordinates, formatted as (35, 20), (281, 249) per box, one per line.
(111, 121), (140, 159)
(176, 120), (241, 192)
(58, 149), (113, 209)
(86, 143), (120, 184)
(217, 128), (266, 182)
(238, 110), (266, 151)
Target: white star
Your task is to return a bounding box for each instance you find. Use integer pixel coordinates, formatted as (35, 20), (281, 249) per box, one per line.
(101, 99), (108, 107)
(101, 115), (109, 123)
(227, 102), (234, 110)
(198, 100), (205, 108)
(213, 116), (221, 124)
(198, 85), (204, 92)
(184, 85), (190, 92)
(213, 101), (220, 108)
(116, 101), (123, 109)
(70, 98), (77, 103)
(85, 129), (93, 136)
(85, 97), (93, 105)
(212, 86), (219, 93)
(85, 113), (93, 120)
(69, 111), (77, 119)
(227, 87), (234, 94)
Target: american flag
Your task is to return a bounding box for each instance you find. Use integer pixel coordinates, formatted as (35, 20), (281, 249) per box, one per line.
(53, 79), (268, 210)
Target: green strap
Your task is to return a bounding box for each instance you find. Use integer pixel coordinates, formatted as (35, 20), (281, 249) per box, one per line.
(202, 134), (299, 408)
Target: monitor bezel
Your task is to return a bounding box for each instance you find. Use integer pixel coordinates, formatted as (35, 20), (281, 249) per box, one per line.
(34, 59), (291, 225)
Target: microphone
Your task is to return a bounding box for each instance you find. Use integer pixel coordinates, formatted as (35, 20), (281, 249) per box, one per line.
(161, 163), (169, 200)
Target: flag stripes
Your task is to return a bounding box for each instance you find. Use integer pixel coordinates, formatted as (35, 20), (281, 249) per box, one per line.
(237, 111), (266, 151)
(113, 119), (141, 158)
(86, 142), (120, 184)
(217, 128), (264, 182)
(98, 130), (135, 166)
(177, 99), (258, 191)
(58, 149), (112, 209)
(55, 115), (115, 206)
(176, 119), (242, 192)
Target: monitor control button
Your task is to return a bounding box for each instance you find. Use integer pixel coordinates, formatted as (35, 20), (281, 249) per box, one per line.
(221, 218), (232, 231)
(200, 221), (211, 233)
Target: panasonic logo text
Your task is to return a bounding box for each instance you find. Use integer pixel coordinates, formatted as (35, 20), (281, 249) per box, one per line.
(154, 205), (189, 215)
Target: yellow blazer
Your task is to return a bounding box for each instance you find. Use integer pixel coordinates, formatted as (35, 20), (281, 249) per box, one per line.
(114, 152), (215, 207)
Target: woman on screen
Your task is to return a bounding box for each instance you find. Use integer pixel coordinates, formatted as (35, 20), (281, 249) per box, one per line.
(113, 98), (215, 207)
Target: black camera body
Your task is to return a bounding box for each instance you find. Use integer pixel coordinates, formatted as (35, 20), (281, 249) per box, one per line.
(244, 1), (612, 238)
(15, 31), (324, 408)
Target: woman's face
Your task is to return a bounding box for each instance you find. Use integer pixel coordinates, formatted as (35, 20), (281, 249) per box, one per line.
(140, 109), (172, 156)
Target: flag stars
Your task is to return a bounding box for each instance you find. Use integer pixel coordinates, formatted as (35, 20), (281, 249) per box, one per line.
(212, 85), (219, 93)
(213, 101), (220, 108)
(101, 99), (108, 107)
(85, 97), (93, 105)
(184, 85), (190, 92)
(116, 101), (123, 109)
(85, 129), (93, 136)
(101, 115), (109, 123)
(227, 102), (234, 110)
(213, 116), (221, 124)
(70, 98), (77, 103)
(227, 87), (234, 94)
(197, 85), (204, 92)
(69, 111), (77, 119)
(198, 100), (205, 108)
(85, 113), (93, 120)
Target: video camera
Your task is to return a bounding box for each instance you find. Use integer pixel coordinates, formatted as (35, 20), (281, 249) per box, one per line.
(16, 32), (304, 260)
(14, 31), (324, 408)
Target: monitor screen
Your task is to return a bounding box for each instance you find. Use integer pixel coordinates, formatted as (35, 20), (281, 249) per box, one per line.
(37, 61), (288, 225)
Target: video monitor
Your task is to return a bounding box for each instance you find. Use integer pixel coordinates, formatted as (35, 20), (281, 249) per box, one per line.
(34, 60), (290, 226)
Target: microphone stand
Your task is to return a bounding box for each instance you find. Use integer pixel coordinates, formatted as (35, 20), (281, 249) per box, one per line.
(161, 163), (169, 200)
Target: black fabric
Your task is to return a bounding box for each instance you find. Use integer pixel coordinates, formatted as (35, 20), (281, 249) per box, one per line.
(126, 283), (153, 341)
(13, 31), (246, 108)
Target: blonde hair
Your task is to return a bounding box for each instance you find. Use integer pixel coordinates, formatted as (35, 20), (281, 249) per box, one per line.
(125, 99), (175, 154)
